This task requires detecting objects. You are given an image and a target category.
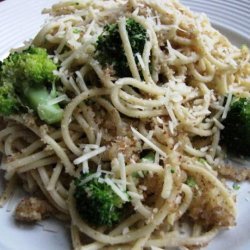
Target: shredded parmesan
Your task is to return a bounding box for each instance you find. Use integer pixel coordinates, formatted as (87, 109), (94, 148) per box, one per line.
(151, 246), (164, 250)
(168, 121), (174, 135)
(122, 227), (129, 235)
(147, 130), (154, 140)
(154, 152), (160, 164)
(136, 53), (146, 70)
(47, 94), (69, 106)
(79, 144), (100, 149)
(82, 148), (90, 173)
(165, 104), (178, 125)
(79, 172), (101, 185)
(131, 127), (167, 157)
(95, 132), (102, 146)
(82, 161), (89, 173)
(75, 71), (88, 91)
(222, 92), (233, 120)
(104, 178), (129, 202)
(118, 153), (127, 191)
(156, 116), (164, 124)
(73, 146), (106, 165)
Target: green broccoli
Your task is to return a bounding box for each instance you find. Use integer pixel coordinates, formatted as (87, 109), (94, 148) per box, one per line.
(141, 151), (155, 163)
(0, 83), (19, 115)
(186, 176), (197, 188)
(95, 18), (147, 77)
(74, 173), (129, 226)
(221, 97), (250, 156)
(0, 46), (63, 124)
(132, 151), (155, 178)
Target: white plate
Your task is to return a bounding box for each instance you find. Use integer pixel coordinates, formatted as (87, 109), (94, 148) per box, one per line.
(0, 1), (249, 250)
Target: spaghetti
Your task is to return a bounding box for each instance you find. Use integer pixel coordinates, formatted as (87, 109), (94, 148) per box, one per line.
(0, 0), (250, 249)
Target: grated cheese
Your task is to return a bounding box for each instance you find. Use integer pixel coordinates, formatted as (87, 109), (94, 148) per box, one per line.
(222, 92), (233, 120)
(47, 94), (69, 106)
(132, 7), (139, 16)
(83, 20), (95, 41)
(75, 71), (88, 91)
(69, 76), (81, 94)
(147, 130), (154, 140)
(200, 146), (209, 152)
(82, 148), (90, 173)
(104, 178), (129, 202)
(79, 144), (100, 149)
(168, 121), (174, 135)
(118, 153), (126, 191)
(139, 185), (147, 191)
(135, 53), (146, 70)
(138, 171), (145, 178)
(122, 227), (130, 235)
(173, 142), (180, 151)
(73, 146), (106, 165)
(151, 246), (164, 250)
(154, 152), (160, 164)
(156, 116), (164, 124)
(79, 172), (101, 185)
(131, 127), (167, 158)
(96, 164), (102, 173)
(95, 132), (102, 146)
(113, 178), (129, 186)
(165, 104), (178, 125)
(82, 162), (89, 173)
(210, 129), (220, 159)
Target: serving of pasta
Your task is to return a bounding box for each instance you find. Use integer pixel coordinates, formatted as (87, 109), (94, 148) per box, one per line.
(0, 0), (250, 249)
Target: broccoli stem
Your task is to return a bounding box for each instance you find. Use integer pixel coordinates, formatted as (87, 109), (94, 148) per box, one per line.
(25, 87), (63, 124)
(141, 151), (155, 163)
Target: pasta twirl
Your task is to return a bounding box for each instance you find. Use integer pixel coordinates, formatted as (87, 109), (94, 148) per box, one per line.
(0, 0), (249, 249)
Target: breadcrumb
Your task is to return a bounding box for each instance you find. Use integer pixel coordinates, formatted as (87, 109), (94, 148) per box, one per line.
(15, 197), (53, 222)
(217, 165), (250, 182)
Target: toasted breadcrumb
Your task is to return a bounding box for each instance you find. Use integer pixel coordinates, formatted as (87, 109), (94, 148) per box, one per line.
(15, 197), (53, 222)
(217, 165), (250, 182)
(188, 176), (235, 228)
(142, 174), (162, 205)
(107, 136), (141, 163)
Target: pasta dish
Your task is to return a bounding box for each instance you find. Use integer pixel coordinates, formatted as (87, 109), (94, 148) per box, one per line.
(0, 0), (250, 249)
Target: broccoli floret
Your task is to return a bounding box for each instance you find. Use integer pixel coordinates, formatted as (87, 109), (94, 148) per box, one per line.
(0, 46), (63, 124)
(221, 97), (250, 156)
(74, 173), (129, 226)
(186, 176), (197, 188)
(141, 151), (155, 163)
(0, 83), (20, 115)
(96, 18), (147, 77)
